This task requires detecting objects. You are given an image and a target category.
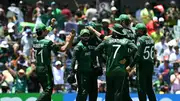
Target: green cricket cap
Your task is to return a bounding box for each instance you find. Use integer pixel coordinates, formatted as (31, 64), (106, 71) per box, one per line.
(80, 29), (90, 36)
(109, 23), (126, 36)
(135, 23), (147, 30)
(119, 14), (130, 22)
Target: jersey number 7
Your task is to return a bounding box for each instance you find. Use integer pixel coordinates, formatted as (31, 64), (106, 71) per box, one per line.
(113, 45), (121, 59)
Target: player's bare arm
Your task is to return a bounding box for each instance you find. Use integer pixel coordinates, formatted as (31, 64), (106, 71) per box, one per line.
(60, 29), (75, 52)
(86, 26), (111, 40)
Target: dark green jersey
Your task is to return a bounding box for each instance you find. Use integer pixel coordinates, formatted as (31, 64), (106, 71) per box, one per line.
(71, 41), (92, 72)
(88, 36), (102, 66)
(95, 37), (137, 75)
(130, 35), (155, 68)
(72, 36), (102, 66)
(122, 28), (136, 43)
(33, 38), (59, 66)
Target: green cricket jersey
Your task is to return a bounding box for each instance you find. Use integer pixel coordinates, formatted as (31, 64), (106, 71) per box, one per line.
(72, 36), (101, 66)
(33, 38), (59, 67)
(88, 36), (102, 66)
(122, 28), (136, 43)
(71, 41), (92, 72)
(95, 37), (137, 76)
(130, 35), (155, 68)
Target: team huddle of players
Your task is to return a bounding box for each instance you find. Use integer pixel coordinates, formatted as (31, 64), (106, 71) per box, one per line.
(33, 14), (156, 101)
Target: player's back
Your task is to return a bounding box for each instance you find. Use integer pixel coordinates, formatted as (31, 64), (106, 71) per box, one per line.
(33, 38), (53, 66)
(105, 37), (130, 75)
(138, 35), (154, 64)
(123, 28), (136, 43)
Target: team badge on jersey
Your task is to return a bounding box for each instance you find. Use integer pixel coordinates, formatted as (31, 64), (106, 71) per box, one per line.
(137, 41), (140, 46)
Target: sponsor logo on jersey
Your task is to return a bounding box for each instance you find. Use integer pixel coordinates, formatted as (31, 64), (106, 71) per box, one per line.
(85, 52), (91, 56)
(137, 42), (140, 46)
(88, 45), (96, 49)
(33, 44), (44, 48)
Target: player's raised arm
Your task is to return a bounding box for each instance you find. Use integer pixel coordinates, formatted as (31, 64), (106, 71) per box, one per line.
(60, 29), (75, 52)
(86, 26), (111, 40)
(86, 26), (101, 37)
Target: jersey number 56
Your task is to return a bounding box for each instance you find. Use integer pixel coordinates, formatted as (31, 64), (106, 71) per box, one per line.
(143, 46), (154, 60)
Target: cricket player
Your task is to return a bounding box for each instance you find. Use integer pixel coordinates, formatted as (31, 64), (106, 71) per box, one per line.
(117, 14), (136, 101)
(127, 23), (157, 101)
(32, 24), (75, 101)
(71, 27), (102, 101)
(95, 24), (137, 101)
(86, 29), (103, 101)
(118, 14), (136, 43)
(87, 18), (134, 101)
(71, 29), (99, 101)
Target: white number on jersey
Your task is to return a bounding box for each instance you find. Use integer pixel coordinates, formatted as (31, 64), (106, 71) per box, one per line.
(113, 45), (121, 59)
(34, 49), (44, 63)
(143, 46), (154, 60)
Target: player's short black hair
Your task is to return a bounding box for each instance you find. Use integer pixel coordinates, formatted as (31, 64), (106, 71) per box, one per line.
(36, 26), (46, 36)
(112, 32), (125, 39)
(36, 29), (42, 36)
